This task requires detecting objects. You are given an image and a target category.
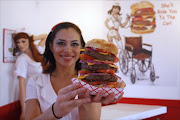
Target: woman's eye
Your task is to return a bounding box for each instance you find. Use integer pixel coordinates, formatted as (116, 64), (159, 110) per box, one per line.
(72, 43), (79, 46)
(57, 42), (65, 45)
(22, 40), (26, 43)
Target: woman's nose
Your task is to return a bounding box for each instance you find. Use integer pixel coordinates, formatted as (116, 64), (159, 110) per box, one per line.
(17, 43), (23, 47)
(64, 44), (72, 52)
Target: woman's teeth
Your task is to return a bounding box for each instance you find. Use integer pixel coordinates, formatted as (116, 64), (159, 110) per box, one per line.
(63, 56), (73, 60)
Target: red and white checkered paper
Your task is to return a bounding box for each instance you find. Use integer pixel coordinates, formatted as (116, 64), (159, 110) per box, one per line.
(71, 78), (125, 99)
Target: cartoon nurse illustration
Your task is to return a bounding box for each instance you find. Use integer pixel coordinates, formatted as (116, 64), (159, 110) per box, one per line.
(105, 2), (130, 49)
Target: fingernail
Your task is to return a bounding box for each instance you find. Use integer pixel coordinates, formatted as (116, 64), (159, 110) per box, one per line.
(75, 82), (80, 86)
(81, 88), (86, 91)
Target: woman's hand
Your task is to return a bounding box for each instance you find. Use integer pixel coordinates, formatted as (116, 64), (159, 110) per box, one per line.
(78, 87), (124, 120)
(100, 91), (124, 105)
(53, 83), (91, 118)
(93, 91), (124, 105)
(126, 14), (131, 20)
(33, 34), (47, 47)
(80, 89), (124, 105)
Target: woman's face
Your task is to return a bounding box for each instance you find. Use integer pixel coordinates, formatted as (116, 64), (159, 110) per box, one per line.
(50, 28), (81, 68)
(16, 38), (30, 52)
(112, 7), (120, 14)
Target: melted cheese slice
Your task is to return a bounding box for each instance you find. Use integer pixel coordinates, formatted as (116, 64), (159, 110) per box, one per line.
(142, 15), (155, 19)
(87, 62), (94, 65)
(99, 52), (109, 55)
(78, 74), (88, 79)
(146, 18), (154, 22)
(80, 49), (85, 51)
(145, 25), (153, 30)
(87, 62), (118, 69)
(109, 64), (118, 69)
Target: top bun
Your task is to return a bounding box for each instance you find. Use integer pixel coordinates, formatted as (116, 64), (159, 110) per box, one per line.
(85, 39), (118, 56)
(130, 1), (154, 10)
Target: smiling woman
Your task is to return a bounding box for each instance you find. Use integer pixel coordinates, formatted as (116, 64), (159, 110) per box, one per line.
(25, 22), (124, 120)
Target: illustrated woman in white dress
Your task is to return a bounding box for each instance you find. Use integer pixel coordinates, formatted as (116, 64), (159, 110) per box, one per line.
(105, 3), (130, 49)
(13, 32), (47, 120)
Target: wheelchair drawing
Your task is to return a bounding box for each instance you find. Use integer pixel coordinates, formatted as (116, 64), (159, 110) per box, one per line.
(119, 36), (159, 84)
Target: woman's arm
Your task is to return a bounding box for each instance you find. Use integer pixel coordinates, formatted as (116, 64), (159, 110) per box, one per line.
(18, 76), (26, 120)
(79, 103), (101, 120)
(33, 34), (47, 47)
(105, 19), (114, 30)
(25, 99), (57, 120)
(120, 15), (130, 27)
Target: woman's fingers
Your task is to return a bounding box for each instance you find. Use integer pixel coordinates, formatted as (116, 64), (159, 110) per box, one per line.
(58, 83), (81, 94)
(91, 90), (104, 102)
(53, 95), (91, 117)
(101, 93), (116, 105)
(111, 92), (124, 103)
(101, 92), (124, 105)
(79, 88), (90, 99)
(64, 87), (87, 100)
(65, 97), (91, 108)
(54, 84), (91, 117)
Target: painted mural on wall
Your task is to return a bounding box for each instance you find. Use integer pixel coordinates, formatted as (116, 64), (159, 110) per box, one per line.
(105, 2), (130, 49)
(130, 1), (156, 34)
(3, 29), (16, 63)
(104, 0), (179, 88)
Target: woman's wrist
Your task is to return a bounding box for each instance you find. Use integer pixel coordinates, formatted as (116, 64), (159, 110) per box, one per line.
(52, 102), (63, 119)
(79, 103), (101, 120)
(32, 35), (34, 41)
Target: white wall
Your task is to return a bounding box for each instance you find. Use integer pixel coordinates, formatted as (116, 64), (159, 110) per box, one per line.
(0, 0), (180, 106)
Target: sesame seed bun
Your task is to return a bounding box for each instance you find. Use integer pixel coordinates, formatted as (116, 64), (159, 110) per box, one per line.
(85, 39), (118, 56)
(130, 1), (154, 10)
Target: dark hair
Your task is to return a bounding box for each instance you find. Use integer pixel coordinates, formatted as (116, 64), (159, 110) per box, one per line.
(13, 32), (43, 63)
(108, 5), (121, 15)
(43, 22), (85, 74)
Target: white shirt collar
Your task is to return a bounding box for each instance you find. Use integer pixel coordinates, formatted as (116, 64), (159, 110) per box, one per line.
(37, 74), (57, 104)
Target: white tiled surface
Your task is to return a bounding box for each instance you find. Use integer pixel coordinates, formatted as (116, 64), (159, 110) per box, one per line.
(101, 103), (167, 120)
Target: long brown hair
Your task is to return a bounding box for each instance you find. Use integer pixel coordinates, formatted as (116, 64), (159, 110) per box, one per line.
(13, 32), (43, 63)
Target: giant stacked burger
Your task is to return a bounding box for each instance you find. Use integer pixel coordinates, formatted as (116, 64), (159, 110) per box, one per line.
(78, 39), (121, 88)
(130, 1), (156, 34)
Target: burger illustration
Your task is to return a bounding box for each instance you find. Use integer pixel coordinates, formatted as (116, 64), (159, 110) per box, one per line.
(130, 1), (156, 34)
(78, 39), (124, 88)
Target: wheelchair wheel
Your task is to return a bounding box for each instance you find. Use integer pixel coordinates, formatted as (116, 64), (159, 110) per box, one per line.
(138, 59), (150, 73)
(119, 50), (128, 75)
(130, 68), (136, 84)
(150, 64), (156, 82)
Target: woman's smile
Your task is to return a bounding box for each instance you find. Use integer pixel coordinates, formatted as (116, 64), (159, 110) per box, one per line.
(61, 55), (74, 61)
